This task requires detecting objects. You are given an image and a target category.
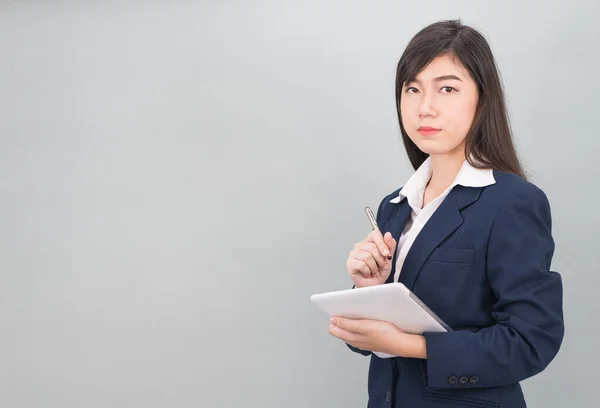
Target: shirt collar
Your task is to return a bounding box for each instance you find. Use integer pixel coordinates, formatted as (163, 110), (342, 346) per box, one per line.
(389, 157), (495, 204)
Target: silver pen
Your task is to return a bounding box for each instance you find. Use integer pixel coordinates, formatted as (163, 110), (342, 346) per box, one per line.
(365, 207), (393, 260)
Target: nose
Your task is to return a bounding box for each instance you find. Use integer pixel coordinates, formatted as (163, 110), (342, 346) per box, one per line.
(418, 93), (437, 117)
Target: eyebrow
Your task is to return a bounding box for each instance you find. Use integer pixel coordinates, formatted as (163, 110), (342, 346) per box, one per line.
(407, 74), (463, 84)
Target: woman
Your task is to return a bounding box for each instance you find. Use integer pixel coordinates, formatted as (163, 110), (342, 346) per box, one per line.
(327, 20), (564, 408)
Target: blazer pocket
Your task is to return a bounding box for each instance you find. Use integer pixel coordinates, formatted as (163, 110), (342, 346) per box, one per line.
(423, 391), (499, 407)
(428, 247), (475, 264)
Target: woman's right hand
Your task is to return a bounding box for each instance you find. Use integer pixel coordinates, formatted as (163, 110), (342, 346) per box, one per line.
(346, 230), (397, 288)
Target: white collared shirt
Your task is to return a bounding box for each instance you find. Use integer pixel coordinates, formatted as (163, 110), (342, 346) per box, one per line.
(389, 157), (496, 282)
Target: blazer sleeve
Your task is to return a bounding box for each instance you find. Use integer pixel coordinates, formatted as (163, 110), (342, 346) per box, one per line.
(422, 183), (565, 389)
(345, 193), (391, 357)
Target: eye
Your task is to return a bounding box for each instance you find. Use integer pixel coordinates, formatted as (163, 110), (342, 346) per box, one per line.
(441, 86), (456, 93)
(405, 87), (419, 94)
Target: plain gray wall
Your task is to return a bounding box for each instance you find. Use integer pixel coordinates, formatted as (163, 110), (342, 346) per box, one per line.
(1, 0), (597, 407)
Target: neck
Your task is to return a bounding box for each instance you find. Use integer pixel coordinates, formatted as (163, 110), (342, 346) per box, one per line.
(428, 151), (466, 191)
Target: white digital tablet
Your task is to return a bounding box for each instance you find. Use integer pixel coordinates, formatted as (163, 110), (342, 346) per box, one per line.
(310, 282), (450, 358)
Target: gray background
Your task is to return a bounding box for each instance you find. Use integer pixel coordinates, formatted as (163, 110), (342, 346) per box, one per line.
(1, 0), (597, 407)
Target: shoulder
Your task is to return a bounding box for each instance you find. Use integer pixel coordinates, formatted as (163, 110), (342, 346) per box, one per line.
(487, 170), (553, 230)
(490, 170), (551, 207)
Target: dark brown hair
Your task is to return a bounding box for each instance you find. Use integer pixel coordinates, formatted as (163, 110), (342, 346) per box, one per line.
(395, 19), (527, 180)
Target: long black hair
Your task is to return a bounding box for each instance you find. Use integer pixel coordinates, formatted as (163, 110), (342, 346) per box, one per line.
(395, 20), (527, 180)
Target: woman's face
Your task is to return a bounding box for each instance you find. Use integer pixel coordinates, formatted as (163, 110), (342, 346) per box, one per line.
(400, 53), (479, 159)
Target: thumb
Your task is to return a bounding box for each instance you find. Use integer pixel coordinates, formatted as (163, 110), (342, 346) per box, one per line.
(384, 232), (397, 254)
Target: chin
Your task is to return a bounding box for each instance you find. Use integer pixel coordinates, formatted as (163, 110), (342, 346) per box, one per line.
(413, 142), (453, 156)
(412, 137), (464, 156)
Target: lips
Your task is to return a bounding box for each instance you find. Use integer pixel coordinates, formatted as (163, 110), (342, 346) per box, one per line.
(418, 126), (441, 136)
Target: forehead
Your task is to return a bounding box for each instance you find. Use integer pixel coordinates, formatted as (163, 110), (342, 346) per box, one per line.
(412, 54), (470, 82)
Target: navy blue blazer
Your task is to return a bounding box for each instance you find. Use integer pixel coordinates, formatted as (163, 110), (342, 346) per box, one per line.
(347, 170), (564, 408)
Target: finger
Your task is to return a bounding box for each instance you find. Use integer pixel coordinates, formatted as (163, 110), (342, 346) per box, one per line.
(384, 232), (397, 256)
(349, 248), (378, 276)
(328, 322), (360, 344)
(352, 250), (379, 276)
(331, 316), (367, 335)
(367, 230), (392, 260)
(347, 257), (375, 278)
(355, 242), (386, 268)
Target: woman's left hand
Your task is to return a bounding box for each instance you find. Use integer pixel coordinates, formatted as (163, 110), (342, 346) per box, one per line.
(328, 317), (427, 359)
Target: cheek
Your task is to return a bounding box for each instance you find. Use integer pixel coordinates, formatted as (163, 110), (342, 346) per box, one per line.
(400, 101), (412, 124)
(445, 101), (476, 134)
(400, 107), (418, 141)
(400, 98), (420, 128)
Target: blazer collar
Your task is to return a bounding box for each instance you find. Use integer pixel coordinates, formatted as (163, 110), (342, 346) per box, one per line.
(389, 157), (495, 205)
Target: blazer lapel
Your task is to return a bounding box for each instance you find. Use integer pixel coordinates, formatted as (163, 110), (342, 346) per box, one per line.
(383, 200), (412, 284)
(397, 185), (483, 290)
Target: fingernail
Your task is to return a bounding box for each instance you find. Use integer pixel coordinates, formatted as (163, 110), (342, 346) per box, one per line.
(330, 317), (337, 326)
